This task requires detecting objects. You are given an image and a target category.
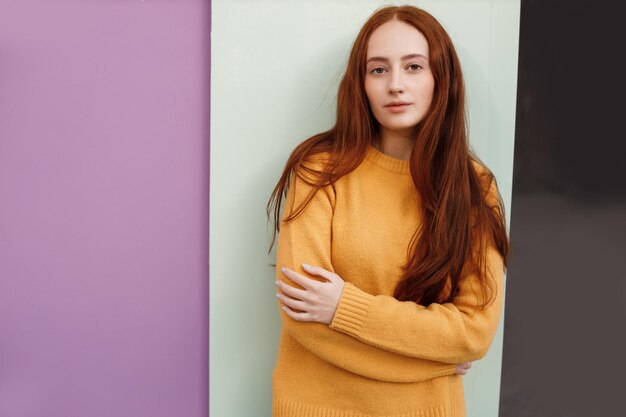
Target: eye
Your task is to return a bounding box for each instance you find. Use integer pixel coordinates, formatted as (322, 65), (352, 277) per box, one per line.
(407, 63), (422, 71)
(370, 67), (386, 75)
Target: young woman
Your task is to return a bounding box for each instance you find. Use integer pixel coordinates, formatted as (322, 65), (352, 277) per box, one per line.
(266, 5), (509, 417)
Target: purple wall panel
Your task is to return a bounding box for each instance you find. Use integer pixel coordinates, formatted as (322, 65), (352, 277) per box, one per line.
(0, 1), (209, 416)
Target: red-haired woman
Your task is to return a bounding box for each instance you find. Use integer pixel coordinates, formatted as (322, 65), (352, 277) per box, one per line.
(267, 5), (509, 417)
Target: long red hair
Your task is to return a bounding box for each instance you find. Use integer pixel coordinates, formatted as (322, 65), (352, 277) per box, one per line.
(267, 5), (509, 307)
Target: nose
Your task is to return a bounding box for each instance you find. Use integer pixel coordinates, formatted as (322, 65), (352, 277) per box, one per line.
(389, 75), (404, 94)
(388, 69), (404, 94)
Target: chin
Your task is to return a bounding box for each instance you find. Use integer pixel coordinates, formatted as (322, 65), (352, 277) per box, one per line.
(381, 122), (420, 132)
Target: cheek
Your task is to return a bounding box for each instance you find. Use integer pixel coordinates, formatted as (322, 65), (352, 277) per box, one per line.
(425, 76), (435, 99)
(364, 79), (381, 105)
(417, 77), (435, 106)
(364, 81), (374, 104)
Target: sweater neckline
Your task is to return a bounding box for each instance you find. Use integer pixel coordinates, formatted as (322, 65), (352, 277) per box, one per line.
(365, 144), (411, 174)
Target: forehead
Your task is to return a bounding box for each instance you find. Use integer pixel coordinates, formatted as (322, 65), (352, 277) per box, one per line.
(366, 20), (429, 58)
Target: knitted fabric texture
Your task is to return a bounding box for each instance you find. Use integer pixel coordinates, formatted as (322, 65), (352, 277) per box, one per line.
(272, 144), (505, 417)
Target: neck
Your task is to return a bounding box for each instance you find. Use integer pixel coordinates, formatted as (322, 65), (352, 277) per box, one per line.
(376, 126), (416, 160)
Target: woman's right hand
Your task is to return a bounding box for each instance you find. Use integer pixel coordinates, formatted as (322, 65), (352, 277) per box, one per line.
(455, 361), (472, 375)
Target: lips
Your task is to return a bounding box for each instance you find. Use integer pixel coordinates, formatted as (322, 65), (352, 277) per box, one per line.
(384, 102), (412, 113)
(385, 101), (411, 107)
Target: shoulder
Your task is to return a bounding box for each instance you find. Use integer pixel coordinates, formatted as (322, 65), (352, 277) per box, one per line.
(287, 150), (337, 203)
(470, 159), (501, 206)
(299, 151), (334, 171)
(470, 159), (492, 181)
(291, 151), (334, 185)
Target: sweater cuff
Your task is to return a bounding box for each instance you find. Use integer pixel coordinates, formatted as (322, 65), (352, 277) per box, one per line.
(329, 282), (375, 337)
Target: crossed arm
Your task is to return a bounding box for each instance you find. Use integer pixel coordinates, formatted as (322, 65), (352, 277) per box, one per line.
(274, 166), (504, 381)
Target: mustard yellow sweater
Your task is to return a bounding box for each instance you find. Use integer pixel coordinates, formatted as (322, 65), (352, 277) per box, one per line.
(272, 144), (505, 417)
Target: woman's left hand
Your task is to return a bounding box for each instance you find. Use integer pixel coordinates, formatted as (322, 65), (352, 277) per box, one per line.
(276, 264), (346, 325)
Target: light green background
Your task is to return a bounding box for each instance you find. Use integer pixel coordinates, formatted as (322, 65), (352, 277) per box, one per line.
(210, 1), (520, 416)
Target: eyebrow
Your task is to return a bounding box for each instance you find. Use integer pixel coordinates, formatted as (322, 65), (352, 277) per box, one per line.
(366, 53), (428, 64)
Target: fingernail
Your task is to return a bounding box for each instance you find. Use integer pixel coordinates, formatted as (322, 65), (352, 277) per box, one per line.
(302, 263), (311, 269)
(275, 292), (280, 298)
(275, 280), (279, 285)
(281, 267), (286, 273)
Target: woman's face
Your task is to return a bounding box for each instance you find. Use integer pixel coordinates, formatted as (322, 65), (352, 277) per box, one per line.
(364, 20), (435, 139)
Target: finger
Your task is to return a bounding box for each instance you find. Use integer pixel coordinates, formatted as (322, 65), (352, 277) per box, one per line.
(281, 267), (319, 290)
(281, 305), (312, 322)
(276, 279), (310, 301)
(302, 264), (336, 283)
(277, 291), (308, 312)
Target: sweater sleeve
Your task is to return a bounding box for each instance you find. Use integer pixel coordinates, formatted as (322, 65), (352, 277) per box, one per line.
(275, 161), (457, 383)
(328, 178), (506, 364)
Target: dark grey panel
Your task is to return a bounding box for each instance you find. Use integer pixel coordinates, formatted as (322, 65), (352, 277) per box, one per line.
(500, 1), (626, 416)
